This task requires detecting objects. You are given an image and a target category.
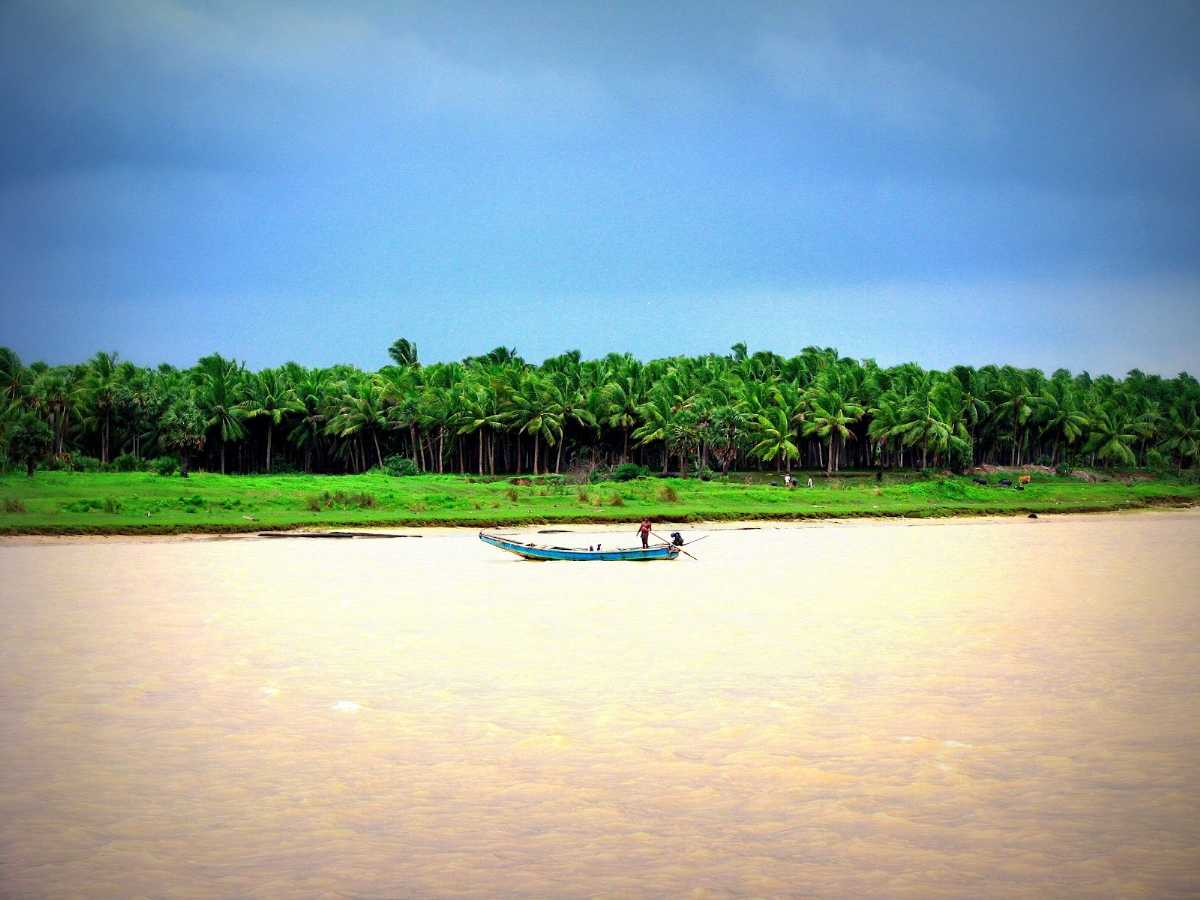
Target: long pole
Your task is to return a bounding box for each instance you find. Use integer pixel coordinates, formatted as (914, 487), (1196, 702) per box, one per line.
(649, 530), (698, 560)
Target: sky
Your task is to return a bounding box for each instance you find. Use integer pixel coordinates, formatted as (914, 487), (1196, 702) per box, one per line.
(1, 0), (1198, 375)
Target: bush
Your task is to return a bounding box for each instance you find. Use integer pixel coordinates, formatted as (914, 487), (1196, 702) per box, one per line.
(656, 484), (680, 503)
(383, 455), (420, 477)
(46, 452), (101, 472)
(307, 490), (377, 510)
(3, 498), (26, 513)
(102, 497), (123, 513)
(505, 487), (519, 502)
(696, 466), (715, 481)
(576, 485), (591, 503)
(1055, 462), (1072, 477)
(151, 456), (178, 476)
(178, 495), (205, 512)
(612, 463), (650, 482)
(608, 493), (625, 507)
(111, 453), (141, 472)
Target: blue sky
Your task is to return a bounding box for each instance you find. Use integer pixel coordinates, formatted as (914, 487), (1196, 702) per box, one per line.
(1, 0), (1198, 375)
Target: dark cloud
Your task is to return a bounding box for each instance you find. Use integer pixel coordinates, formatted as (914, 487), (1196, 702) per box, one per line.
(1, 0), (1197, 373)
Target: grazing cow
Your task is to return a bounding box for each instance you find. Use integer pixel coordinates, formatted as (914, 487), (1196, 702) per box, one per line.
(1018, 475), (1032, 486)
(998, 479), (1012, 487)
(973, 477), (988, 486)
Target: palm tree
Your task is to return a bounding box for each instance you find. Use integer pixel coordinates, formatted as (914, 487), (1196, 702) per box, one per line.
(989, 369), (1042, 465)
(1038, 383), (1088, 465)
(328, 375), (390, 470)
(602, 366), (643, 463)
(456, 378), (506, 475)
(543, 374), (595, 473)
(0, 347), (33, 407)
(195, 354), (247, 474)
(1160, 401), (1199, 470)
(82, 351), (121, 464)
(509, 374), (560, 475)
(1083, 406), (1137, 467)
(750, 406), (799, 471)
(159, 393), (207, 477)
(288, 368), (332, 473)
(238, 369), (302, 472)
(633, 390), (680, 474)
(804, 388), (863, 475)
(387, 337), (419, 367)
(32, 368), (83, 457)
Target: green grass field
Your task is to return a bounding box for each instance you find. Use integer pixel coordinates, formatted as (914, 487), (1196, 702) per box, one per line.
(1, 470), (1197, 535)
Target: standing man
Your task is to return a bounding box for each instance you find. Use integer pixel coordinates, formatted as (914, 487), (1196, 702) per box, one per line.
(638, 517), (652, 549)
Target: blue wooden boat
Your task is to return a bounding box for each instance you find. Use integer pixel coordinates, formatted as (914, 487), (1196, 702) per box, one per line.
(479, 531), (681, 561)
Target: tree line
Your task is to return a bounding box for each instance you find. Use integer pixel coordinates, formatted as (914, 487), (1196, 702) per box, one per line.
(1, 340), (1197, 477)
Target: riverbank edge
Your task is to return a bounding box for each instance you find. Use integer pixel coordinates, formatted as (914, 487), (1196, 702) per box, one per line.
(2, 494), (1195, 536)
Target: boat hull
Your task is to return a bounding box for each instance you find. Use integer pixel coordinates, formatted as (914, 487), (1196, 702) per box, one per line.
(479, 532), (680, 561)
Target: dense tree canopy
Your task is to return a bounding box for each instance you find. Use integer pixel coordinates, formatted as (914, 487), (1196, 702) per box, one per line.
(1, 342), (1196, 476)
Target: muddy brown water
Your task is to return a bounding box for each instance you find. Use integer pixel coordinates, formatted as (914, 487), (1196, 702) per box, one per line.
(2, 512), (1199, 898)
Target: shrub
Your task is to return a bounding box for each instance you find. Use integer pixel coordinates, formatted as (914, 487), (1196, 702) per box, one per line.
(77, 454), (101, 472)
(46, 451), (100, 472)
(305, 495), (323, 512)
(696, 466), (715, 481)
(656, 484), (680, 503)
(608, 493), (625, 507)
(151, 456), (178, 477)
(1055, 462), (1072, 477)
(612, 463), (650, 482)
(102, 497), (123, 513)
(3, 498), (26, 513)
(111, 453), (141, 472)
(353, 492), (377, 509)
(383, 455), (419, 477)
(576, 486), (591, 503)
(505, 487), (519, 502)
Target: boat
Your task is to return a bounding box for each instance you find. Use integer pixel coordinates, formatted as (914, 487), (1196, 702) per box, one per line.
(479, 531), (681, 561)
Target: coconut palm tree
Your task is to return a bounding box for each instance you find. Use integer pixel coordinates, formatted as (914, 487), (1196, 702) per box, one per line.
(159, 393), (207, 477)
(328, 375), (390, 470)
(238, 369), (302, 472)
(288, 368), (333, 473)
(81, 351), (121, 464)
(750, 406), (799, 472)
(1160, 401), (1199, 470)
(804, 388), (864, 475)
(633, 390), (680, 474)
(195, 354), (247, 474)
(1083, 406), (1137, 467)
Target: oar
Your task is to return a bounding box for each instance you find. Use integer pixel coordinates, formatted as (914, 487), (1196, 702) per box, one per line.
(650, 530), (699, 560)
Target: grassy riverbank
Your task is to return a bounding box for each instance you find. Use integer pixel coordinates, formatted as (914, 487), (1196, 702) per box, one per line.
(2, 470), (1198, 535)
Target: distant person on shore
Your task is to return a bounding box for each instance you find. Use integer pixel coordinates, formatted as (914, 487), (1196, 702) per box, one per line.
(783, 474), (793, 488)
(807, 476), (814, 488)
(638, 518), (652, 549)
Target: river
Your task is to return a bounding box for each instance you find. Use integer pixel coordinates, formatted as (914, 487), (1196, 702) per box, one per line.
(2, 512), (1198, 897)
